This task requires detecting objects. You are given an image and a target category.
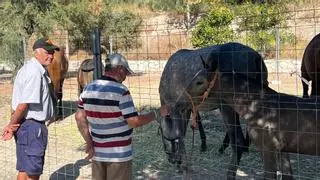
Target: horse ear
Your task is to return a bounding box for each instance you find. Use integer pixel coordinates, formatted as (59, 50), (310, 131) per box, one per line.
(200, 56), (210, 70)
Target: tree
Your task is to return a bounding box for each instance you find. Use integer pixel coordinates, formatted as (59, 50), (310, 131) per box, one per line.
(190, 1), (294, 58)
(190, 4), (235, 47)
(0, 0), (58, 72)
(64, 1), (142, 51)
(234, 2), (294, 56)
(0, 0), (142, 71)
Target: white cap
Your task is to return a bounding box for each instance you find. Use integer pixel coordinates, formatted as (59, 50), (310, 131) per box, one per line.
(106, 53), (134, 74)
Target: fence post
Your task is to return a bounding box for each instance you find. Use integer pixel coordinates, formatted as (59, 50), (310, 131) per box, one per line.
(22, 37), (27, 62)
(275, 25), (281, 85)
(109, 35), (113, 54)
(92, 28), (102, 80)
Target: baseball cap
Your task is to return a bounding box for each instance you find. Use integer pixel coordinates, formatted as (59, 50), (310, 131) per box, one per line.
(33, 38), (60, 51)
(106, 53), (134, 74)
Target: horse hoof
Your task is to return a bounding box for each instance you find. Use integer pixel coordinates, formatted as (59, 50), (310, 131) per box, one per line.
(243, 147), (249, 153)
(218, 147), (224, 154)
(200, 143), (207, 152)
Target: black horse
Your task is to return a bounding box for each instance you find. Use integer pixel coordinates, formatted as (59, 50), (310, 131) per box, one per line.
(301, 33), (320, 97)
(158, 42), (268, 179)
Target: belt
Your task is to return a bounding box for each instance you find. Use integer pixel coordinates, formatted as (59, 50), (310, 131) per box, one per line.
(25, 118), (46, 124)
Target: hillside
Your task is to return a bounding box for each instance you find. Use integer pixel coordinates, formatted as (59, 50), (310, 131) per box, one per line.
(20, 1), (320, 63)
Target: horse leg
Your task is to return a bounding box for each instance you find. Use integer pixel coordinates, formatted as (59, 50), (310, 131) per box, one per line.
(218, 133), (230, 154)
(243, 129), (250, 153)
(219, 125), (250, 154)
(56, 80), (64, 120)
(220, 105), (245, 180)
(278, 152), (293, 180)
(196, 112), (207, 152)
(261, 150), (278, 179)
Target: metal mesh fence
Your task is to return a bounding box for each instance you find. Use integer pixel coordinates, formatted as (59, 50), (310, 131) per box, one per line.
(0, 6), (320, 180)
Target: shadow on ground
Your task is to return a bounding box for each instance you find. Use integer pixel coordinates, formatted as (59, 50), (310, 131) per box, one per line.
(49, 159), (90, 180)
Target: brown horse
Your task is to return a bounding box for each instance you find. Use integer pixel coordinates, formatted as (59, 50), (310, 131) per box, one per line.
(77, 58), (104, 95)
(301, 33), (320, 97)
(47, 49), (69, 121)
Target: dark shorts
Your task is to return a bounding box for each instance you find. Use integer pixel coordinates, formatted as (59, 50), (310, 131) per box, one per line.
(15, 119), (48, 176)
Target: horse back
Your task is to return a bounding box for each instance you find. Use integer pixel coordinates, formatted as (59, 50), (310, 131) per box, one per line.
(77, 59), (95, 94)
(301, 33), (320, 79)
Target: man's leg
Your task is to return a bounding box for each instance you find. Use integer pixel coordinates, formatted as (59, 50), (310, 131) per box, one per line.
(17, 172), (39, 180)
(92, 160), (106, 180)
(107, 160), (132, 180)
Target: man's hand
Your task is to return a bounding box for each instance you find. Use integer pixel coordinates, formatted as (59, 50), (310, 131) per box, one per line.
(85, 141), (94, 162)
(159, 104), (170, 117)
(1, 124), (20, 141)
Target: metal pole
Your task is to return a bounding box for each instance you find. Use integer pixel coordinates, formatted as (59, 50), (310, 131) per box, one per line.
(276, 25), (280, 82)
(92, 28), (102, 80)
(276, 25), (280, 62)
(109, 36), (113, 54)
(22, 37), (27, 62)
(186, 1), (190, 30)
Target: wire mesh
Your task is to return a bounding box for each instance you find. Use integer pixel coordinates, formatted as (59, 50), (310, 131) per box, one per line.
(0, 6), (320, 180)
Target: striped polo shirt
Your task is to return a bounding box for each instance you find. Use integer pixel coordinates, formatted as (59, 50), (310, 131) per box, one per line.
(78, 76), (138, 162)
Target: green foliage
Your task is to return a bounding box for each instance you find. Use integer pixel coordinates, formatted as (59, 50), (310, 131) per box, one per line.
(0, 0), (142, 71)
(234, 2), (293, 55)
(106, 0), (186, 12)
(64, 1), (142, 51)
(191, 4), (235, 47)
(9, 0), (56, 37)
(0, 0), (64, 72)
(103, 11), (142, 51)
(191, 1), (295, 58)
(148, 0), (185, 12)
(235, 3), (289, 32)
(0, 32), (24, 72)
(63, 1), (99, 49)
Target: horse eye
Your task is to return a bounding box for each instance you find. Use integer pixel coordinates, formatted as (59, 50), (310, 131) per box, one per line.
(196, 81), (203, 85)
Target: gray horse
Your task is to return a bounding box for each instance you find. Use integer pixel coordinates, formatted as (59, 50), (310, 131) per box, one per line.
(158, 42), (268, 179)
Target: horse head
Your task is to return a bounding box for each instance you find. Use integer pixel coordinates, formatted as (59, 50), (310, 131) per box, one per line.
(158, 47), (219, 165)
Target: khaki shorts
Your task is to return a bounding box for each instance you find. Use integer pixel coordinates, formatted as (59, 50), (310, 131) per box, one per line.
(92, 160), (132, 180)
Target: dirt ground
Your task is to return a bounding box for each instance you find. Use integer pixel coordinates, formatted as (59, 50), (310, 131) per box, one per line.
(0, 71), (319, 180)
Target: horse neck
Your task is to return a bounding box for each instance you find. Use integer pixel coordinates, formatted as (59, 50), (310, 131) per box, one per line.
(218, 74), (276, 120)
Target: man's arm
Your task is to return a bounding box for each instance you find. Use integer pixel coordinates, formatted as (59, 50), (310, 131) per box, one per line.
(75, 109), (94, 160)
(126, 112), (155, 128)
(10, 103), (28, 125)
(75, 109), (92, 143)
(1, 103), (28, 140)
(126, 105), (169, 128)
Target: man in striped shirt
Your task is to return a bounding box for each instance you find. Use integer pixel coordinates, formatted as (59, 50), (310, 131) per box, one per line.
(75, 53), (168, 180)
